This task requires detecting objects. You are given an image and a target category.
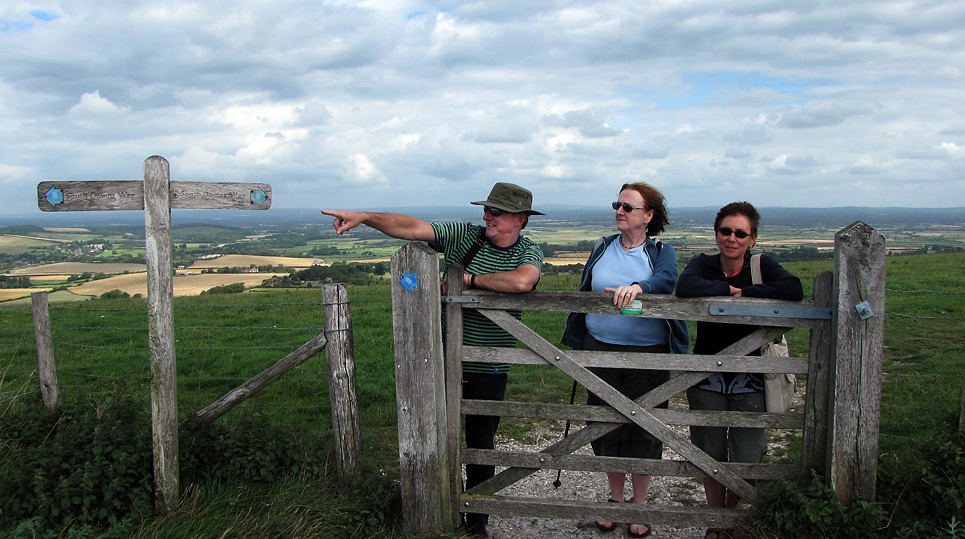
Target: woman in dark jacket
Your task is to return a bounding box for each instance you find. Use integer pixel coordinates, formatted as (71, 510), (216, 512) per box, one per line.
(675, 201), (802, 539)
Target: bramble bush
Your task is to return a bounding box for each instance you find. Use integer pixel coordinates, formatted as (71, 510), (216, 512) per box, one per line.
(754, 472), (885, 538)
(0, 392), (154, 530)
(0, 394), (328, 536)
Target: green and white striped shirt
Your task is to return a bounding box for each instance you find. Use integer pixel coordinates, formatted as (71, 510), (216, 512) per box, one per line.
(431, 222), (543, 374)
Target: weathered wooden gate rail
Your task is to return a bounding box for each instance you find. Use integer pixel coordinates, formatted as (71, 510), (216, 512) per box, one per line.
(391, 221), (885, 535)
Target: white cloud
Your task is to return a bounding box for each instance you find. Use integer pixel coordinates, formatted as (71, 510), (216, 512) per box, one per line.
(69, 91), (130, 117)
(1, 0), (964, 212)
(344, 153), (387, 185)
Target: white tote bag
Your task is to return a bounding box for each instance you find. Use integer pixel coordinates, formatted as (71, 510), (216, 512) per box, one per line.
(752, 254), (796, 413)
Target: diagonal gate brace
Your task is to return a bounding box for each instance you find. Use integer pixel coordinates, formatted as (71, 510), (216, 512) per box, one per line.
(471, 309), (768, 506)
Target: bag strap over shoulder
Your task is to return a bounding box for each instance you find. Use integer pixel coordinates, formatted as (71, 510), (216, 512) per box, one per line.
(751, 253), (763, 285)
(461, 227), (488, 267)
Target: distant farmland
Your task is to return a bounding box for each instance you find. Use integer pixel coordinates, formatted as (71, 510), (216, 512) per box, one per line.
(6, 262), (147, 276)
(187, 254), (322, 269)
(68, 272), (286, 298)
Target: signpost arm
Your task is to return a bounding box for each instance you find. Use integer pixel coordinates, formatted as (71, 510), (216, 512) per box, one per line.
(144, 156), (180, 513)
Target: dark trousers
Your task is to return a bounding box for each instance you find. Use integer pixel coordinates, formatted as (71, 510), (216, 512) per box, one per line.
(462, 372), (508, 531)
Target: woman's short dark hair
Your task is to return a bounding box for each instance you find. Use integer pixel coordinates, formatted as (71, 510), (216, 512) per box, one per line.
(714, 201), (761, 237)
(621, 182), (669, 236)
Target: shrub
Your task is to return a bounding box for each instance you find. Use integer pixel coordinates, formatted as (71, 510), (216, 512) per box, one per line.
(179, 416), (323, 484)
(753, 471), (885, 538)
(0, 394), (154, 531)
(99, 289), (130, 299)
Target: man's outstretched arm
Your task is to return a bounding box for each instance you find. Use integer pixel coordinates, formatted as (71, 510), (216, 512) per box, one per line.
(321, 210), (435, 244)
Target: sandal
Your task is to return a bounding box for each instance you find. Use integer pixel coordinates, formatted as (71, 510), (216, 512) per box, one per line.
(627, 523), (652, 538)
(594, 499), (622, 533)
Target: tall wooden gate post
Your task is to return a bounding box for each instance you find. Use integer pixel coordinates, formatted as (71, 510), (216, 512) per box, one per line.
(828, 221), (886, 504)
(37, 155), (271, 514)
(144, 157), (179, 512)
(321, 283), (364, 494)
(390, 242), (454, 535)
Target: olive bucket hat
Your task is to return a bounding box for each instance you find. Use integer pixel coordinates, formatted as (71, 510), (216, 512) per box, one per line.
(471, 182), (545, 215)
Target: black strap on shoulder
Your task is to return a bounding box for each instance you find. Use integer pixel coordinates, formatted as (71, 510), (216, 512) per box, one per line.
(461, 227), (488, 267)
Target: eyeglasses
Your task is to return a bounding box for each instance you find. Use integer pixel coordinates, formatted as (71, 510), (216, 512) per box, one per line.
(484, 206), (505, 217)
(717, 227), (751, 239)
(611, 201), (647, 212)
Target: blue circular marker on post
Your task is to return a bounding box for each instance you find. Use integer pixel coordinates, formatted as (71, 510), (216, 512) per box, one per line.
(250, 188), (268, 206)
(44, 187), (64, 206)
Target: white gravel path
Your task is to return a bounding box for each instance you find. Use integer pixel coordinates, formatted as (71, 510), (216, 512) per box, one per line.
(474, 389), (804, 539)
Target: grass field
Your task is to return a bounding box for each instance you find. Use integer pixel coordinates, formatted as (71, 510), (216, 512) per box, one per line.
(0, 234), (64, 255)
(0, 252), (962, 538)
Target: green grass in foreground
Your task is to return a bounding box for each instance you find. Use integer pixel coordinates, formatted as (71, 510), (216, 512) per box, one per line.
(1, 253), (963, 538)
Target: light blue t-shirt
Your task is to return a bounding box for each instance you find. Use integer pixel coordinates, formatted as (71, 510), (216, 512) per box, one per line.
(585, 240), (668, 347)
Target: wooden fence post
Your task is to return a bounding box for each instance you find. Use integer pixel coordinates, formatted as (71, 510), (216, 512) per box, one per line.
(30, 291), (59, 413)
(802, 271), (833, 472)
(321, 283), (364, 494)
(144, 156), (179, 513)
(828, 221), (886, 505)
(390, 242), (453, 535)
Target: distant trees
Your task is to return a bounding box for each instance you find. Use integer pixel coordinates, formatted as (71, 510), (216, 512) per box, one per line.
(201, 283), (246, 295)
(270, 262), (390, 287)
(765, 246), (833, 262)
(99, 289), (130, 299)
(0, 275), (31, 288)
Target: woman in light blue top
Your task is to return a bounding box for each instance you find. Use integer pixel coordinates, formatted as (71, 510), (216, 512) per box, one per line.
(562, 182), (687, 538)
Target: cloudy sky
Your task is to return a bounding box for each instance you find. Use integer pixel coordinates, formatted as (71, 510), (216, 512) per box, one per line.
(2, 0), (964, 216)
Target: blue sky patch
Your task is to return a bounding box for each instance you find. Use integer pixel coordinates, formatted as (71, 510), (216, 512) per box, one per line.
(31, 10), (60, 22)
(1, 19), (33, 32)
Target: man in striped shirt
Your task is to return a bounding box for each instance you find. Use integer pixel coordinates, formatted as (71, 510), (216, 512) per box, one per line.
(322, 182), (543, 537)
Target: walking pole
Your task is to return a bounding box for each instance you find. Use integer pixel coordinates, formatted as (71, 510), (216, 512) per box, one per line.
(553, 379), (579, 488)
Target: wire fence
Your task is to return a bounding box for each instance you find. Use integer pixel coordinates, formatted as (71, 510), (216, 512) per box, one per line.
(0, 294), (335, 431)
(1, 286), (963, 445)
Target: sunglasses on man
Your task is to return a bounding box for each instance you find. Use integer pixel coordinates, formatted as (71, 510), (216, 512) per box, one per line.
(611, 201), (647, 212)
(717, 227), (751, 239)
(484, 206), (506, 217)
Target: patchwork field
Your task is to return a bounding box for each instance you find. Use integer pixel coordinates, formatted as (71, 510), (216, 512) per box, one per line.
(0, 235), (64, 255)
(6, 262), (147, 276)
(0, 288), (52, 302)
(187, 254), (322, 269)
(66, 272), (286, 298)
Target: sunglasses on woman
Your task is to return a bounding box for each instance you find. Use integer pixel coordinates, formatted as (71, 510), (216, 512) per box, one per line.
(717, 227), (751, 239)
(611, 201), (647, 212)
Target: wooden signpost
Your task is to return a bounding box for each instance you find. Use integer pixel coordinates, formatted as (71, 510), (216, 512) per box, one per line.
(37, 155), (271, 513)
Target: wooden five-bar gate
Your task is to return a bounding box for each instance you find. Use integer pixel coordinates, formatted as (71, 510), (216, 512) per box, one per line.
(390, 221), (886, 535)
